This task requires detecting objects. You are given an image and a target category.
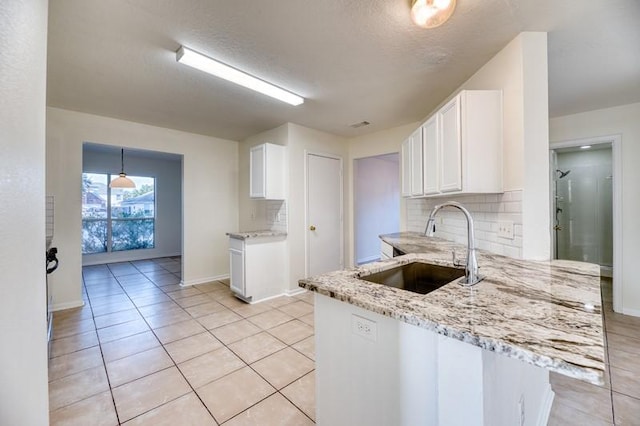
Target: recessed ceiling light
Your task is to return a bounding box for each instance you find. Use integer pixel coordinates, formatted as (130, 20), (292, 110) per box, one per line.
(176, 46), (304, 106)
(580, 145), (592, 149)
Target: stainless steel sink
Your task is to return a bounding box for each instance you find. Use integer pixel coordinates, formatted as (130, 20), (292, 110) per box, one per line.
(359, 262), (465, 295)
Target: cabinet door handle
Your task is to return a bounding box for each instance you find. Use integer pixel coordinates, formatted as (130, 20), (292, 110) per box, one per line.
(309, 225), (316, 231)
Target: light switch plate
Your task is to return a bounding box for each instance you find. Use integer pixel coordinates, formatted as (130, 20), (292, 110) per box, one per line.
(497, 221), (514, 239)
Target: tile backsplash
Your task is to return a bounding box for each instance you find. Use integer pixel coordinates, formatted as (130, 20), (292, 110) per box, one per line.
(265, 200), (288, 233)
(406, 191), (523, 258)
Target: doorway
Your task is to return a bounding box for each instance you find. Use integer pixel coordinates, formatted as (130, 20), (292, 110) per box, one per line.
(354, 153), (400, 265)
(550, 135), (622, 311)
(306, 152), (343, 277)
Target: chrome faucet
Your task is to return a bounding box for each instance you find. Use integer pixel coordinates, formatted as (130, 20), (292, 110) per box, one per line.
(424, 201), (483, 286)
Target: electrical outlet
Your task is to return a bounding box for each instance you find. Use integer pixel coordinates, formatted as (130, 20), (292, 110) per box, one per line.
(497, 221), (514, 239)
(518, 394), (525, 426)
(352, 314), (377, 342)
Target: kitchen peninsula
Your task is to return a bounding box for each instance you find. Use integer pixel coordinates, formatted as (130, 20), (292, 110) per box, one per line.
(299, 232), (604, 426)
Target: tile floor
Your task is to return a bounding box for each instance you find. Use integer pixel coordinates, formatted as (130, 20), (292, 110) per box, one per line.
(49, 257), (315, 425)
(548, 278), (640, 425)
(49, 262), (639, 425)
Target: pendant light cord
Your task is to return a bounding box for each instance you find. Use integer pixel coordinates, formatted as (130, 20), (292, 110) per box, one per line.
(120, 148), (125, 174)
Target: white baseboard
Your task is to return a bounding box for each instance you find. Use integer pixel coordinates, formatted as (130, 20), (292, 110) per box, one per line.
(180, 274), (229, 287)
(536, 385), (555, 426)
(52, 300), (85, 312)
(286, 287), (306, 297)
(621, 307), (640, 317)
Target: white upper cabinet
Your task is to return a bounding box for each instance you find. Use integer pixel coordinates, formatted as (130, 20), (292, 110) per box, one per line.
(401, 127), (424, 197)
(422, 116), (439, 195)
(405, 89), (503, 198)
(249, 143), (286, 199)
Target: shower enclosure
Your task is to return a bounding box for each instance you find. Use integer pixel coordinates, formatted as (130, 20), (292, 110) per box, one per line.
(552, 145), (613, 271)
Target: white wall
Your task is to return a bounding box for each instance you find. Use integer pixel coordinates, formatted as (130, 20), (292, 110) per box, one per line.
(47, 107), (238, 309)
(550, 102), (640, 315)
(82, 146), (183, 264)
(354, 154), (400, 264)
(401, 32), (550, 260)
(0, 0), (50, 423)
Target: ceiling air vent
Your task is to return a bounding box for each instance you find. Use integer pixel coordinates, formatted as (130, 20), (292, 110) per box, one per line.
(349, 121), (370, 129)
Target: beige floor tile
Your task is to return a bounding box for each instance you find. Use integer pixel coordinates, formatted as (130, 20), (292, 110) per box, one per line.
(295, 291), (315, 305)
(94, 308), (142, 329)
(548, 400), (613, 426)
(605, 311), (640, 327)
(144, 309), (192, 329)
(106, 347), (174, 387)
(292, 335), (315, 361)
(164, 332), (223, 364)
(166, 286), (203, 300)
(137, 301), (181, 317)
(90, 293), (131, 308)
(50, 330), (99, 358)
(228, 332), (287, 364)
(178, 346), (245, 389)
(53, 305), (93, 322)
(225, 393), (313, 426)
(129, 293), (172, 308)
(91, 299), (136, 317)
(185, 301), (227, 318)
(606, 332), (640, 354)
(605, 320), (640, 340)
(230, 301), (273, 318)
(210, 319), (261, 345)
(247, 310), (293, 330)
(610, 365), (640, 399)
(551, 374), (614, 423)
(49, 391), (118, 426)
(281, 370), (316, 421)
(49, 346), (104, 381)
(197, 366), (275, 424)
(52, 317), (95, 339)
(49, 365), (110, 411)
(174, 293), (215, 308)
(216, 294), (248, 309)
(122, 392), (217, 425)
(97, 318), (150, 343)
(149, 274), (180, 286)
(278, 301), (314, 318)
(612, 391), (640, 425)
(608, 347), (640, 373)
(299, 313), (315, 327)
(197, 309), (243, 330)
(101, 330), (160, 363)
(251, 347), (314, 390)
(85, 285), (124, 298)
(157, 283), (183, 292)
(265, 296), (296, 309)
(154, 319), (206, 345)
(267, 319), (313, 345)
(112, 367), (191, 422)
(123, 286), (164, 298)
(193, 281), (228, 293)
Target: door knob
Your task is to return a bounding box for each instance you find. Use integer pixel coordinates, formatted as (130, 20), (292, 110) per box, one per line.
(309, 225), (316, 231)
(553, 225), (562, 231)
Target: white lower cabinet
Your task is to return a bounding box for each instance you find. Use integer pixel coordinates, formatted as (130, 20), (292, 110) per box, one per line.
(229, 236), (286, 303)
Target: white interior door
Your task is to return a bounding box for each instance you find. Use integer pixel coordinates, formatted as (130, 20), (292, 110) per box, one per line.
(307, 153), (343, 277)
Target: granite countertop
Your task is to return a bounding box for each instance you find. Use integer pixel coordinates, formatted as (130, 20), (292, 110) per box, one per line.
(299, 232), (605, 385)
(226, 230), (287, 240)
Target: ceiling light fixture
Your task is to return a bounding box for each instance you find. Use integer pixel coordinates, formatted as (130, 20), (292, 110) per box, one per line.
(110, 148), (136, 189)
(176, 46), (304, 106)
(410, 0), (457, 29)
(580, 145), (592, 150)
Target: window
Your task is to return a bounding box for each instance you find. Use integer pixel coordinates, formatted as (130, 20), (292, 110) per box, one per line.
(82, 173), (155, 254)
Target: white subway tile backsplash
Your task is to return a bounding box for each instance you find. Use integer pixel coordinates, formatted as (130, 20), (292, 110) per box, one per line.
(265, 200), (288, 232)
(406, 191), (523, 259)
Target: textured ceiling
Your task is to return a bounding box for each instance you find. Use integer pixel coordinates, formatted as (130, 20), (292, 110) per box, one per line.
(47, 0), (640, 141)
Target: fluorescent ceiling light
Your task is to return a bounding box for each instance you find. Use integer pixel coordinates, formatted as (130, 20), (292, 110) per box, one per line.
(176, 46), (304, 106)
(580, 145), (592, 149)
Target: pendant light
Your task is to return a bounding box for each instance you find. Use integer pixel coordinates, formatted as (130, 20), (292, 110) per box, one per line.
(411, 0), (457, 29)
(110, 148), (136, 188)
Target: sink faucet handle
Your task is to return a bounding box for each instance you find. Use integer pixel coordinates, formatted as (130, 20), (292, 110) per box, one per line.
(452, 249), (465, 267)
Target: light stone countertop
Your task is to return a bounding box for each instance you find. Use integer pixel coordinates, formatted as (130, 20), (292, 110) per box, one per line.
(226, 230), (287, 240)
(299, 232), (605, 385)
